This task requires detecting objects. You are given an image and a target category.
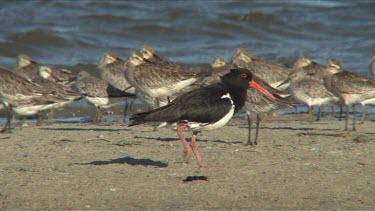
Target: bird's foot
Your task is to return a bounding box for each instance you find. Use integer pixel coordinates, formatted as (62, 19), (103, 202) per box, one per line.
(0, 128), (11, 134)
(198, 162), (215, 168)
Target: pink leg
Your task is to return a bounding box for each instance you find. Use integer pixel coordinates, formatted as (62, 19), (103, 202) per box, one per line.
(177, 125), (192, 160)
(190, 131), (211, 168)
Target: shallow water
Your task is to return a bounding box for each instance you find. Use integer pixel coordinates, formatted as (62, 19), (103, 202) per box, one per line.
(0, 0), (374, 122)
(0, 1), (374, 73)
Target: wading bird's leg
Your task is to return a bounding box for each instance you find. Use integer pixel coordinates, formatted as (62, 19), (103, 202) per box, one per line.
(177, 125), (192, 161)
(344, 105), (349, 131)
(339, 105), (343, 121)
(246, 112), (253, 145)
(254, 114), (262, 145)
(1, 105), (12, 133)
(36, 112), (43, 126)
(190, 131), (211, 168)
(308, 106), (314, 121)
(330, 105), (334, 120)
(123, 99), (129, 122)
(317, 106), (322, 121)
(360, 104), (366, 124)
(352, 104), (356, 131)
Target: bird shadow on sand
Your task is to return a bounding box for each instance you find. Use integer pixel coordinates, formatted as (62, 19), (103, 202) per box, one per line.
(73, 156), (168, 168)
(40, 127), (131, 132)
(134, 136), (180, 142)
(296, 132), (352, 137)
(238, 125), (337, 131)
(133, 135), (243, 145)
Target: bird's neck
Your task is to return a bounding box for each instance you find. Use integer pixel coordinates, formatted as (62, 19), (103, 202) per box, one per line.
(225, 84), (247, 113)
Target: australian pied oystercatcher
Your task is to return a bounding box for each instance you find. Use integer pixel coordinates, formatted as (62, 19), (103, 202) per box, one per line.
(128, 68), (275, 168)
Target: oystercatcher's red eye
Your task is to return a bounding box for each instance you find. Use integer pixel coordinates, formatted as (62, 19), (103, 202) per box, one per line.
(241, 73), (247, 78)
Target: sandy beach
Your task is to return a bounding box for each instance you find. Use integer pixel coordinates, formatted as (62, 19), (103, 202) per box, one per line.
(0, 112), (374, 210)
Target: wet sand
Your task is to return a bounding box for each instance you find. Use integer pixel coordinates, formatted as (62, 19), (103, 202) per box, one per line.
(0, 113), (374, 209)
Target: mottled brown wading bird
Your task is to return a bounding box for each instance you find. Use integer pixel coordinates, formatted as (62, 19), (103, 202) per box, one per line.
(74, 71), (135, 123)
(234, 59), (293, 145)
(370, 53), (375, 76)
(15, 54), (76, 85)
(291, 54), (342, 121)
(13, 55), (82, 124)
(125, 50), (208, 106)
(0, 67), (69, 132)
(99, 51), (136, 121)
(323, 59), (375, 131)
(231, 48), (294, 91)
(136, 55), (229, 110)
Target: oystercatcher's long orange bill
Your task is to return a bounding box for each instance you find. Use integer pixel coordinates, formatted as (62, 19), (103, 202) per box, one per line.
(248, 80), (275, 100)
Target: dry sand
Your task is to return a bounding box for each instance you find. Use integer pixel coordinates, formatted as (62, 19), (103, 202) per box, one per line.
(0, 114), (374, 210)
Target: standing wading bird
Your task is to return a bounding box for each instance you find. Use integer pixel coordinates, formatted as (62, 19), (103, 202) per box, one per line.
(0, 67), (69, 132)
(99, 51), (136, 93)
(323, 59), (375, 131)
(13, 55), (83, 124)
(74, 71), (136, 123)
(15, 56), (82, 122)
(199, 56), (231, 86)
(15, 54), (76, 86)
(234, 59), (294, 145)
(279, 67), (339, 121)
(140, 45), (179, 67)
(210, 56), (231, 77)
(125, 50), (209, 106)
(292, 54), (342, 120)
(137, 52), (225, 109)
(129, 68), (275, 168)
(38, 65), (77, 86)
(137, 56), (229, 110)
(136, 51), (225, 110)
(293, 54), (326, 80)
(231, 48), (294, 91)
(371, 53), (375, 76)
(13, 54), (42, 81)
(362, 53), (375, 123)
(98, 51), (136, 120)
(139, 45), (210, 93)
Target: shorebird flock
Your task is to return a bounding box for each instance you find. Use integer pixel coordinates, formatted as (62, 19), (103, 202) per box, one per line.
(1, 47), (374, 167)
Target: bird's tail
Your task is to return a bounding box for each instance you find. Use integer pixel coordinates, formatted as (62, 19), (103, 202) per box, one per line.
(128, 110), (153, 127)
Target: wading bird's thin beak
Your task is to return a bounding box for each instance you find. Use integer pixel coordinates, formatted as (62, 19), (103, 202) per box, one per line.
(277, 78), (290, 88)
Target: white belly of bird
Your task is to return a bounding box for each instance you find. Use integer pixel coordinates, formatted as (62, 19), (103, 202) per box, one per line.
(141, 78), (196, 98)
(306, 97), (337, 106)
(292, 90), (338, 106)
(186, 93), (235, 131)
(12, 105), (47, 116)
(272, 81), (289, 91)
(137, 92), (169, 109)
(361, 97), (375, 105)
(43, 101), (72, 110)
(85, 97), (109, 108)
(191, 107), (234, 131)
(341, 93), (371, 105)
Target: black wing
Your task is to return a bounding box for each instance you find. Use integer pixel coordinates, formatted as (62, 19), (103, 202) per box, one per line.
(129, 83), (232, 126)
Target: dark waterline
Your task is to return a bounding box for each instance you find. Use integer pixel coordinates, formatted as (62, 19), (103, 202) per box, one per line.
(0, 0), (374, 122)
(0, 1), (374, 75)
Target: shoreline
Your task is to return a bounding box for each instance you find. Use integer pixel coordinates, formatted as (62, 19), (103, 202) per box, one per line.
(0, 114), (374, 209)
